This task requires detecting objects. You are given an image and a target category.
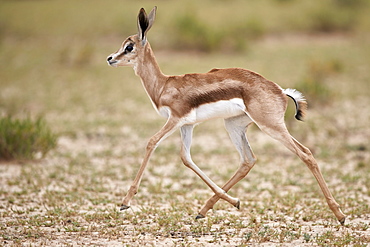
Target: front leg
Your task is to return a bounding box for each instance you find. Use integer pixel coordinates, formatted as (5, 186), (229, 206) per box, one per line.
(121, 117), (180, 210)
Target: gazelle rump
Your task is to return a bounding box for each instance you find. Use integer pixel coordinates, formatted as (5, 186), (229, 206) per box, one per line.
(107, 7), (346, 224)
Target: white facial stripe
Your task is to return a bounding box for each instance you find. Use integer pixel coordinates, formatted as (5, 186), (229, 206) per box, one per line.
(111, 44), (129, 60)
(123, 43), (130, 51)
(111, 53), (118, 60)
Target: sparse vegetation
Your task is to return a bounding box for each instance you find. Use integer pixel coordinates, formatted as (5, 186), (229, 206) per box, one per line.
(171, 11), (265, 52)
(0, 0), (369, 246)
(0, 116), (57, 160)
(307, 1), (361, 33)
(295, 59), (344, 107)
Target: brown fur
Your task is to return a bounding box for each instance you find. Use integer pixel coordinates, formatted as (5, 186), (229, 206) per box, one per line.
(106, 7), (346, 225)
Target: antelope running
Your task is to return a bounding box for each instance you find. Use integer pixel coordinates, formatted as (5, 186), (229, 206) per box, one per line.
(106, 7), (346, 224)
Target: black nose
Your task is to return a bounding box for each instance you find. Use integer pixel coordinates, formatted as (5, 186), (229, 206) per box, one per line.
(107, 56), (113, 61)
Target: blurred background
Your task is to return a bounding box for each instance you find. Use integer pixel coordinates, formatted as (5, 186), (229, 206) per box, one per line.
(1, 0), (369, 131)
(0, 0), (369, 162)
(0, 1), (369, 244)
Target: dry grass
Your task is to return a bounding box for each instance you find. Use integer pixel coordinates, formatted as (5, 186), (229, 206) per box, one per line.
(1, 0), (370, 246)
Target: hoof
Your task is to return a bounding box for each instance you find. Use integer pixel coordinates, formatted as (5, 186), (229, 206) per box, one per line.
(195, 213), (205, 220)
(234, 199), (240, 210)
(339, 216), (346, 226)
(120, 205), (130, 211)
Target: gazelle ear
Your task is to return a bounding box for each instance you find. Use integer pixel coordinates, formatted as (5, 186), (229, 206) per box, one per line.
(137, 6), (157, 45)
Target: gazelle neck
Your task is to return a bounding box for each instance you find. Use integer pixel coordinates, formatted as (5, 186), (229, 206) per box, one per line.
(134, 42), (167, 108)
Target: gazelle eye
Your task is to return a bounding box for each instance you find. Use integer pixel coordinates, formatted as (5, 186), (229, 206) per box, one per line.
(125, 45), (134, 52)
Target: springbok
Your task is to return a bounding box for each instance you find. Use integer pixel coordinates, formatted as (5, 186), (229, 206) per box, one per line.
(107, 7), (346, 224)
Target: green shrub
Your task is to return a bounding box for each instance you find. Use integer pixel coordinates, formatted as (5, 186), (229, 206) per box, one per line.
(171, 12), (265, 52)
(0, 116), (57, 160)
(172, 13), (222, 52)
(295, 59), (343, 107)
(308, 1), (359, 33)
(296, 76), (332, 107)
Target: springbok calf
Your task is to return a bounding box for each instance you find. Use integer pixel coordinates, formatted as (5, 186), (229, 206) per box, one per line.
(107, 7), (346, 224)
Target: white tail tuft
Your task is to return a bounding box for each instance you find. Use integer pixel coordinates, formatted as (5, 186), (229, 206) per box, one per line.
(283, 88), (307, 121)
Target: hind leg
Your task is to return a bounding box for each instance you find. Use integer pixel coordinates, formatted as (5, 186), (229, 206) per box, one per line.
(257, 121), (346, 224)
(198, 115), (257, 218)
(180, 124), (240, 208)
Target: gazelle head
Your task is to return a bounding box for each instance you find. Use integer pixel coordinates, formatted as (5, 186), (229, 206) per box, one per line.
(107, 7), (157, 68)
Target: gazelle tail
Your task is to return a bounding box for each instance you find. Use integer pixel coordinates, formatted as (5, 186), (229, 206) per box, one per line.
(283, 88), (307, 121)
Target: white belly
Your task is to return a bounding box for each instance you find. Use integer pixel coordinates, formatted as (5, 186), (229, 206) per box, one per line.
(186, 98), (246, 124)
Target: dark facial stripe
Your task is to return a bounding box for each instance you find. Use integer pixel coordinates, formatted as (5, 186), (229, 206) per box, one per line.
(115, 41), (135, 60)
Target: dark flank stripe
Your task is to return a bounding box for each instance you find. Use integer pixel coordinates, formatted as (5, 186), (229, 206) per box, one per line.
(187, 86), (243, 109)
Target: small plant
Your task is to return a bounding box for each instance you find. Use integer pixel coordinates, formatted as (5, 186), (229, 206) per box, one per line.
(0, 115), (57, 160)
(295, 59), (343, 107)
(307, 0), (362, 33)
(172, 13), (222, 52)
(303, 233), (312, 243)
(171, 11), (264, 52)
